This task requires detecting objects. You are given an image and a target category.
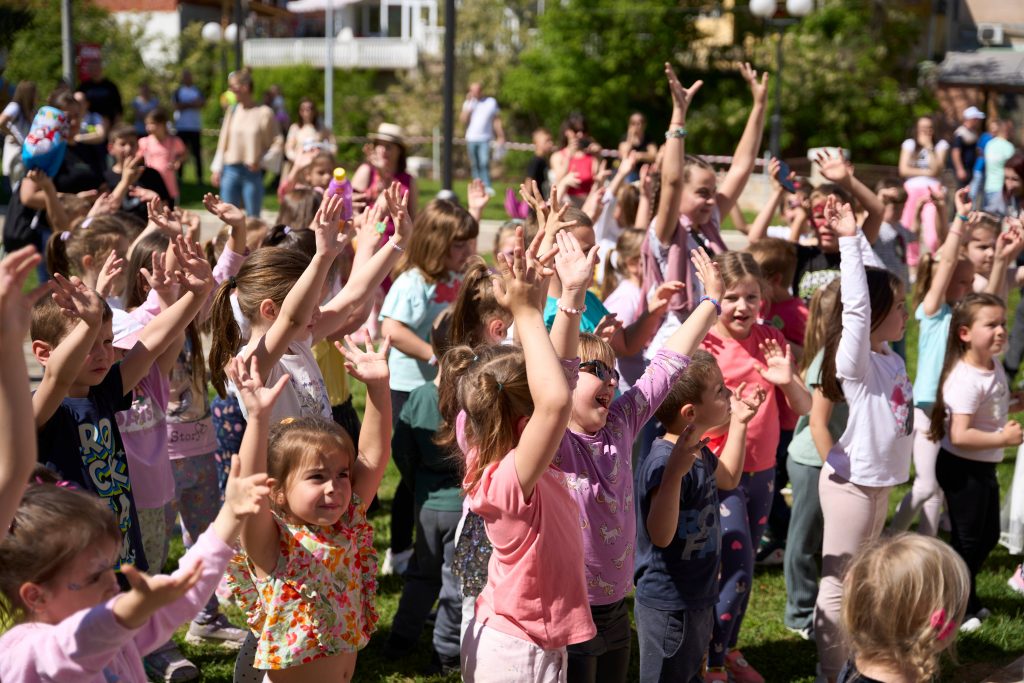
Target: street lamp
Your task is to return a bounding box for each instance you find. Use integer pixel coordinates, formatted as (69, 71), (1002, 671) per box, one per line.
(749, 0), (814, 158)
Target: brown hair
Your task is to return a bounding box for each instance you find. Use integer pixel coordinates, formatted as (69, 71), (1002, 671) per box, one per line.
(841, 533), (969, 683)
(928, 293), (1006, 442)
(448, 257), (510, 350)
(492, 220), (521, 259)
(207, 247), (311, 396)
(912, 253), (973, 311)
(108, 123), (138, 144)
(747, 238), (797, 287)
(144, 107), (169, 126)
(601, 228), (645, 300)
(810, 182), (852, 207)
(276, 189), (320, 232)
(654, 350), (720, 428)
(0, 479), (120, 623)
(436, 343), (532, 492)
(820, 267), (903, 402)
(800, 278), (841, 378)
(45, 215), (128, 279)
(397, 199), (479, 284)
(715, 250), (763, 294)
(615, 183), (640, 229)
(30, 293), (113, 346)
(682, 154), (715, 187)
(267, 417), (355, 505)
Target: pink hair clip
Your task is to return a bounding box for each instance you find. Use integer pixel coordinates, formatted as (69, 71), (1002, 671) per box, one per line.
(930, 609), (956, 641)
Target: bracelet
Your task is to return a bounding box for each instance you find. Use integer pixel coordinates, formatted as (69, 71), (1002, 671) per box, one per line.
(956, 213), (970, 222)
(428, 354), (438, 367)
(948, 228), (964, 239)
(665, 127), (688, 140)
(389, 238), (405, 252)
(557, 301), (587, 316)
(699, 295), (721, 316)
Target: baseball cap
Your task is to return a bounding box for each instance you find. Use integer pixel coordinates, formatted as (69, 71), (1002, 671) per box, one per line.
(963, 106), (985, 120)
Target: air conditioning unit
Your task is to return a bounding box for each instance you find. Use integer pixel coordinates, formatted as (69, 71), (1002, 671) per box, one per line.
(978, 23), (1005, 46)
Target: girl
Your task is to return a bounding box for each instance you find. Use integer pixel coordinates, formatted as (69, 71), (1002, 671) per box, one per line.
(816, 198), (913, 683)
(225, 332), (391, 681)
(378, 197), (478, 575)
(44, 215), (130, 303)
(837, 533), (970, 683)
(550, 112), (600, 204)
(746, 157), (813, 245)
(929, 292), (1022, 632)
(138, 108), (187, 204)
(898, 116), (949, 267)
(700, 251), (812, 683)
(602, 228), (651, 391)
(0, 458), (270, 682)
(967, 214), (1024, 299)
(1, 79), (36, 186)
(891, 188), (975, 536)
(441, 227), (593, 681)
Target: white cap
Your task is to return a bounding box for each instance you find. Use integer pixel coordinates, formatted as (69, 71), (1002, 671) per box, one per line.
(963, 106), (985, 120)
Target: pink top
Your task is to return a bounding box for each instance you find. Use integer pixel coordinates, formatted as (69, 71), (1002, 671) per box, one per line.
(762, 296), (809, 431)
(138, 134), (187, 200)
(555, 350), (690, 604)
(115, 363), (172, 508)
(566, 152), (596, 197)
(0, 529), (233, 683)
(702, 323), (787, 473)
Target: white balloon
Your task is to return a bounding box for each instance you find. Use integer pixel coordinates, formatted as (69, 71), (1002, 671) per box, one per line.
(201, 21), (222, 43)
(224, 23), (239, 43)
(749, 0), (778, 18)
(786, 0), (814, 16)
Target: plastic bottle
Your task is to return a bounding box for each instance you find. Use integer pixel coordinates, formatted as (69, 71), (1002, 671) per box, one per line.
(327, 167), (353, 221)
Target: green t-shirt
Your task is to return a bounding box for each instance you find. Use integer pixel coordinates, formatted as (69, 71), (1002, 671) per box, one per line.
(787, 350), (850, 468)
(391, 382), (463, 511)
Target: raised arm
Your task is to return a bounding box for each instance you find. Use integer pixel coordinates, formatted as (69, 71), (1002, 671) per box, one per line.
(654, 63), (702, 246)
(831, 198), (871, 381)
(337, 337), (393, 503)
(715, 383), (765, 489)
(716, 63), (768, 219)
(746, 159), (786, 242)
(663, 247), (722, 356)
(986, 219), (1024, 301)
(646, 430), (707, 548)
(921, 187), (971, 317)
(815, 150), (885, 244)
(203, 193), (248, 257)
(549, 230), (598, 359)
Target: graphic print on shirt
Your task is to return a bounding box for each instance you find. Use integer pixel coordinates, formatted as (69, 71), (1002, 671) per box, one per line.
(434, 280), (460, 304)
(599, 524), (622, 544)
(680, 501), (719, 560)
(797, 268), (840, 301)
(588, 572), (615, 596)
(79, 418), (137, 567)
(612, 543), (633, 569)
(889, 371), (914, 436)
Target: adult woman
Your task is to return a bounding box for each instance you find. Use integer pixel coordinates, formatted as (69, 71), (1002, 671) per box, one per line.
(131, 82), (159, 136)
(352, 122), (418, 217)
(898, 116), (949, 267)
(283, 97), (336, 176)
(550, 112), (601, 205)
(0, 80), (36, 187)
(210, 68), (283, 216)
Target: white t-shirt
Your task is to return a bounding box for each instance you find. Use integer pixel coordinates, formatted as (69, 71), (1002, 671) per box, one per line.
(901, 138), (949, 189)
(940, 360), (1009, 463)
(229, 337), (332, 423)
(173, 85), (203, 132)
(602, 279), (646, 392)
(643, 224), (705, 361)
(464, 97), (499, 142)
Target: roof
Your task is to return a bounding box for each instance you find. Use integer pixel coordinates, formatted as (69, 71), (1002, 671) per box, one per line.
(937, 50), (1024, 90)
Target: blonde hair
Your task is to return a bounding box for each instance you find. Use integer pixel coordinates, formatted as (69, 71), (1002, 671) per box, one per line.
(601, 228), (645, 300)
(800, 278), (841, 378)
(448, 257), (510, 350)
(841, 533), (969, 682)
(397, 199), (479, 284)
(578, 332), (614, 368)
(267, 417), (355, 503)
(45, 214), (128, 279)
(714, 251), (763, 293)
(747, 237), (797, 287)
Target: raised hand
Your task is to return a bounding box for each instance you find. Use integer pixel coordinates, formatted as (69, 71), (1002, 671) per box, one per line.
(225, 355), (290, 421)
(730, 381), (767, 425)
(648, 280), (686, 316)
(50, 274), (105, 327)
(690, 247), (724, 302)
(824, 195), (857, 238)
(997, 220), (1024, 262)
(553, 230), (599, 294)
(86, 192), (118, 218)
(666, 62), (703, 120)
(311, 191), (349, 258)
(128, 186), (160, 204)
(335, 335), (391, 385)
(639, 164), (655, 202)
(203, 193), (246, 230)
(94, 249), (126, 299)
(0, 247), (52, 348)
(139, 246), (178, 306)
(222, 454), (271, 521)
(382, 182), (413, 243)
(519, 178), (549, 226)
(115, 561), (204, 629)
(594, 313), (623, 345)
(953, 186), (972, 219)
(467, 178), (491, 215)
(493, 225), (548, 315)
(756, 338), (795, 386)
(739, 62), (769, 106)
(171, 235), (214, 296)
(26, 168), (55, 194)
(617, 151), (637, 179)
(354, 198), (385, 251)
(814, 149), (852, 185)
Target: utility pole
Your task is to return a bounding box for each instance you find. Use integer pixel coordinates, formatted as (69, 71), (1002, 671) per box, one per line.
(61, 0), (74, 87)
(441, 0), (455, 191)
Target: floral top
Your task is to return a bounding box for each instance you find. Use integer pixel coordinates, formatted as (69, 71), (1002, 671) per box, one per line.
(226, 495), (378, 669)
(453, 509), (491, 597)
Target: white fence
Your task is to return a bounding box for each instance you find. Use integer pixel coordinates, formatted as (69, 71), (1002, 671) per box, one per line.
(243, 37), (421, 69)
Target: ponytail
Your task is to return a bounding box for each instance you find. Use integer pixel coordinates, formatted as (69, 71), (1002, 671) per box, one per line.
(448, 257), (509, 349)
(44, 216), (128, 280)
(208, 278), (242, 398)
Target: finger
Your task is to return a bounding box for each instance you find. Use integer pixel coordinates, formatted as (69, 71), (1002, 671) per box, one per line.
(229, 453), (241, 480)
(249, 355), (263, 388)
(735, 381), (747, 399)
(377, 335), (392, 359)
(269, 373), (291, 399)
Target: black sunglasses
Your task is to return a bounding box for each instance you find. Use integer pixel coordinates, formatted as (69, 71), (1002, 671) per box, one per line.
(580, 359), (619, 384)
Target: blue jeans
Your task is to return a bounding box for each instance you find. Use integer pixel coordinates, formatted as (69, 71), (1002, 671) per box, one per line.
(635, 602), (714, 683)
(467, 140), (492, 189)
(983, 190), (1007, 217)
(220, 163), (265, 217)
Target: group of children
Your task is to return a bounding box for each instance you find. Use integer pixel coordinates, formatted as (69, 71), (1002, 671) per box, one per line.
(0, 57), (1021, 683)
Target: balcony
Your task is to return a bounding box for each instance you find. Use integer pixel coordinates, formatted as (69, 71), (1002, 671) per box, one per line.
(243, 30), (441, 70)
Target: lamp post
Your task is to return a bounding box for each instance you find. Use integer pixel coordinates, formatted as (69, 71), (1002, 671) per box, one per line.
(749, 0), (814, 159)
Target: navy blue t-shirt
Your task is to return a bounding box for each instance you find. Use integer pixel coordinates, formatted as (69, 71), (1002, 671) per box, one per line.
(36, 365), (148, 572)
(634, 438), (720, 611)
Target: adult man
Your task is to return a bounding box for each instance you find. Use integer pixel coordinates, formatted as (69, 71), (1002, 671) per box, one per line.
(75, 60), (123, 127)
(460, 82), (505, 195)
(173, 69), (206, 183)
(951, 105), (986, 186)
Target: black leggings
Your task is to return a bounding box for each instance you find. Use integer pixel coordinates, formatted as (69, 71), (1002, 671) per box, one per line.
(567, 599), (633, 683)
(935, 447), (1000, 615)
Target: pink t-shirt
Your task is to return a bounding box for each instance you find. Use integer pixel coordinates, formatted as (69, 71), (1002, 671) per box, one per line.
(463, 408), (596, 650)
(702, 323), (787, 473)
(138, 134), (187, 199)
(555, 350), (689, 605)
(940, 359), (1010, 463)
(116, 362), (172, 509)
(762, 296), (809, 431)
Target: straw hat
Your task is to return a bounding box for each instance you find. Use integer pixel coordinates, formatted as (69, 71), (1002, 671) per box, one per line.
(369, 122), (406, 148)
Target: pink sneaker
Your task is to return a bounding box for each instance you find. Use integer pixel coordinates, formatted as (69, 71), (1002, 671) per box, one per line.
(726, 650), (765, 683)
(1009, 565), (1024, 596)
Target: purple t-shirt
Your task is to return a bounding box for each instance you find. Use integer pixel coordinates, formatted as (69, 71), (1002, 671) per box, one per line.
(554, 350), (690, 604)
(116, 363), (172, 509)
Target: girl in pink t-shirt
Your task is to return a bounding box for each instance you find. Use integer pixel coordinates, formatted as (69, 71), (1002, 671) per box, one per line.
(139, 108), (187, 202)
(440, 228), (594, 682)
(699, 251), (811, 682)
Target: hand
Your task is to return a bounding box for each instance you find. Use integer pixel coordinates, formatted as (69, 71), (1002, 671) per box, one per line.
(139, 246), (178, 306)
(310, 192), (349, 259)
(519, 178), (549, 226)
(382, 181), (414, 244)
(647, 280), (686, 316)
(690, 247), (724, 302)
(351, 189), (369, 217)
(86, 192), (119, 218)
(178, 209), (201, 242)
(335, 335), (391, 385)
(354, 199), (385, 252)
(225, 355), (291, 421)
(638, 164), (655, 202)
(593, 314), (622, 345)
(616, 151), (637, 179)
(203, 193), (246, 230)
(121, 153), (144, 185)
(26, 168), (55, 194)
(128, 186), (160, 204)
(928, 186), (947, 212)
(996, 221), (1024, 262)
(814, 149), (852, 186)
(94, 249), (125, 299)
(1004, 419), (1023, 447)
(756, 338), (795, 386)
(558, 171), (582, 190)
(824, 195), (857, 238)
(222, 454), (271, 521)
(667, 426), (709, 471)
(739, 62), (769, 107)
(665, 62), (703, 120)
(553, 230), (599, 294)
(0, 246), (52, 348)
(492, 226), (554, 315)
(467, 178), (491, 214)
(171, 235), (215, 296)
(115, 561), (204, 630)
(50, 274), (105, 327)
(541, 191), (577, 237)
(730, 381), (767, 425)
(953, 186), (972, 218)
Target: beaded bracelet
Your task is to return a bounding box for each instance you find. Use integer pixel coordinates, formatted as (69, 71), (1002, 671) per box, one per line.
(699, 295), (721, 316)
(557, 301), (587, 316)
(665, 127), (688, 140)
(956, 213), (970, 222)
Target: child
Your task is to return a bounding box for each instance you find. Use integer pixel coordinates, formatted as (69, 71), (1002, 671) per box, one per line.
(815, 198), (913, 683)
(441, 227), (593, 681)
(0, 457), (270, 682)
(890, 189), (975, 537)
(635, 350), (764, 682)
(379, 197), (478, 575)
(929, 292), (1022, 631)
(526, 127), (554, 195)
(105, 123), (171, 220)
(591, 150), (640, 285)
(837, 533), (970, 683)
(44, 215), (130, 303)
(871, 178), (915, 289)
(969, 215), (1024, 300)
(138, 108), (187, 204)
(225, 334), (392, 681)
(699, 251), (812, 682)
(746, 157), (812, 244)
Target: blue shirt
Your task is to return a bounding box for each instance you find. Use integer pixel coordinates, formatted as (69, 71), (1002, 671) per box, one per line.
(914, 301), (951, 408)
(974, 132), (994, 173)
(634, 439), (720, 611)
(543, 290), (610, 332)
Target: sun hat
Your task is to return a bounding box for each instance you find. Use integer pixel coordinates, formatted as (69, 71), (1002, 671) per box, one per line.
(369, 122), (406, 148)
(963, 106), (985, 120)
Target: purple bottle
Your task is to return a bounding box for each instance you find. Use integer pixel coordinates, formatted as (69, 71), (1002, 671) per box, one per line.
(327, 167), (353, 221)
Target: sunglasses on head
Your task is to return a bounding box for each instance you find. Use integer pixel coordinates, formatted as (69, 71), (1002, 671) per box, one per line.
(580, 359), (620, 384)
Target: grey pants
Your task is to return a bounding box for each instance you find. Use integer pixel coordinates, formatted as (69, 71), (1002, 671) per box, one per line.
(634, 602), (714, 683)
(391, 505), (463, 659)
(783, 457), (823, 631)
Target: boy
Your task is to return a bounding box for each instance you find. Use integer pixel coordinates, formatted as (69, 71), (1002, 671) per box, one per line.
(525, 127), (554, 195)
(634, 351), (763, 683)
(872, 178), (916, 290)
(106, 123), (171, 220)
(138, 108), (187, 204)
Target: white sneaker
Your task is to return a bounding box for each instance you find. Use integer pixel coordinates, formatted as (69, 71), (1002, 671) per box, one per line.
(960, 616), (983, 633)
(380, 547), (414, 576)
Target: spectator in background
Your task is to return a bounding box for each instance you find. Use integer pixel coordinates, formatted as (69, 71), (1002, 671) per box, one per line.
(983, 119), (1017, 216)
(617, 112), (657, 183)
(951, 106), (985, 186)
(132, 82), (159, 137)
(139, 108), (187, 205)
(72, 90), (108, 180)
(173, 69), (206, 184)
(0, 80), (36, 187)
(352, 122), (419, 218)
(76, 59), (123, 127)
(284, 97), (336, 178)
(898, 115), (948, 266)
(525, 127), (553, 195)
(460, 82), (505, 196)
(551, 112), (601, 206)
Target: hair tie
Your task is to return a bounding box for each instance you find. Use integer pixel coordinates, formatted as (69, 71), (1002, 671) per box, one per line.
(60, 231), (72, 242)
(279, 417), (296, 425)
(496, 381), (503, 392)
(930, 609), (956, 641)
(228, 276), (238, 290)
(283, 225), (292, 234)
(81, 216), (93, 229)
(472, 354), (478, 362)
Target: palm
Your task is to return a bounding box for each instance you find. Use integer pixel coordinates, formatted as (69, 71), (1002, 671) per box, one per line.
(760, 357), (791, 385)
(338, 337), (390, 383)
(819, 159), (849, 183)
